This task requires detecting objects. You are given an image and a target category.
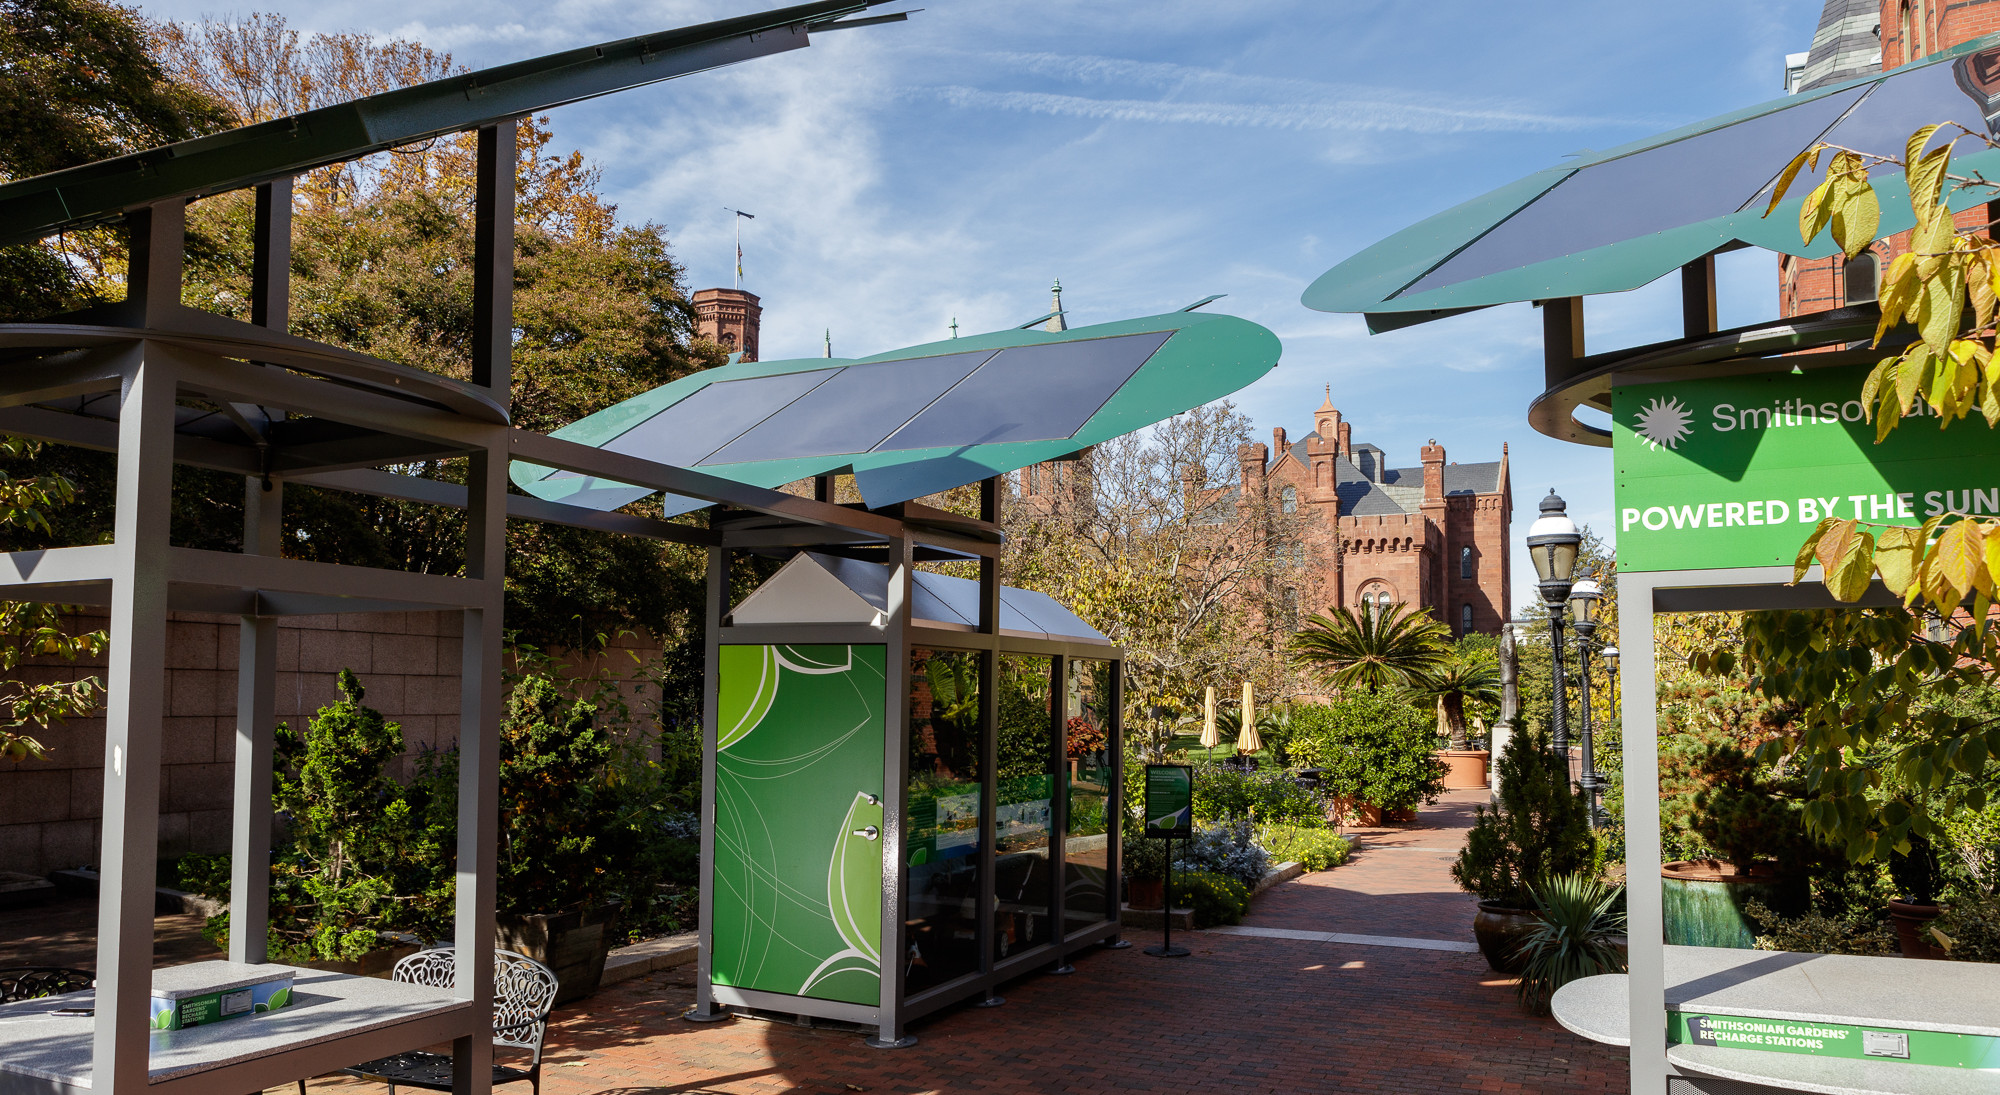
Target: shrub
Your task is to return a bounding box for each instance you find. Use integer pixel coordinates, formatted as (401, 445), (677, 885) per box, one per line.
(1936, 894), (2000, 962)
(1289, 693), (1446, 814)
(1122, 824), (1169, 881)
(1192, 762), (1327, 826)
(1515, 873), (1627, 1015)
(1452, 722), (1594, 907)
(1657, 676), (1810, 866)
(1171, 870), (1250, 928)
(1257, 824), (1351, 872)
(1743, 900), (1896, 956)
(1172, 820), (1270, 889)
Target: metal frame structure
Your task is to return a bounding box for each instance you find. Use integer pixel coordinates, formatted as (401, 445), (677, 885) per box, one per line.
(688, 483), (1127, 1046)
(0, 7), (935, 1093)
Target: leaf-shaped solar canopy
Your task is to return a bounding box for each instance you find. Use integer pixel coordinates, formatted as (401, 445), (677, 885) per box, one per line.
(510, 309), (1281, 514)
(1302, 34), (2000, 328)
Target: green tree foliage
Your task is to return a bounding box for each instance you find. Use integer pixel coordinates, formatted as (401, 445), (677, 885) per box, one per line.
(1418, 646), (1501, 751)
(0, 439), (106, 761)
(1289, 691), (1447, 814)
(1702, 606), (2000, 862)
(0, 0), (231, 318)
(1288, 600), (1450, 694)
(1452, 723), (1595, 907)
(1189, 762), (1326, 826)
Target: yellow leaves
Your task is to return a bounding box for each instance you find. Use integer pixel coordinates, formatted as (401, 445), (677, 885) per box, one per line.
(1875, 251), (1920, 346)
(1794, 517), (1837, 585)
(1827, 152), (1880, 259)
(1766, 145), (1821, 217)
(1814, 518), (1880, 602)
(1923, 516), (1987, 609)
(1873, 523), (1927, 599)
(1906, 124), (1950, 225)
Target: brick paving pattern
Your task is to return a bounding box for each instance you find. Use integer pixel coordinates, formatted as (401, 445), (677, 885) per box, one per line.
(294, 788), (1622, 1095)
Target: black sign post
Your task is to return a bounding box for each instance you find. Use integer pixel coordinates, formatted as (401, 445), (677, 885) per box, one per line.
(1142, 764), (1193, 958)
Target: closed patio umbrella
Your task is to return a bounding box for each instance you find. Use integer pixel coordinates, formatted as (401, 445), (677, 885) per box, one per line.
(1200, 686), (1221, 753)
(1237, 683), (1261, 755)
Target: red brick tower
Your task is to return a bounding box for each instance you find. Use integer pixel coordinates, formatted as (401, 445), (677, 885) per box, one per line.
(693, 288), (762, 362)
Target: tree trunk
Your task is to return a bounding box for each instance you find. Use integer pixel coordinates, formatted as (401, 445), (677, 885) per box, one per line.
(1444, 694), (1468, 751)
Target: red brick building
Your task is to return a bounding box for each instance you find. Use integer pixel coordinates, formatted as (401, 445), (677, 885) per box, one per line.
(1782, 0), (2000, 316)
(1233, 390), (1513, 636)
(694, 287), (762, 361)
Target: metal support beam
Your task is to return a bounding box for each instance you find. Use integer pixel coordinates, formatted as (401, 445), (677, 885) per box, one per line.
(124, 202), (185, 327)
(1541, 296), (1585, 392)
(1681, 255), (1718, 340)
(872, 534), (915, 1048)
(472, 123), (515, 398)
(452, 436), (506, 1095)
(229, 477), (282, 964)
(92, 344), (174, 1092)
(690, 543), (728, 1022)
(290, 467), (721, 545)
(1620, 572), (1665, 1095)
(251, 179), (293, 333)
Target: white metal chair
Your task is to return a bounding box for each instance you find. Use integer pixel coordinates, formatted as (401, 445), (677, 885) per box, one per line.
(297, 948), (559, 1095)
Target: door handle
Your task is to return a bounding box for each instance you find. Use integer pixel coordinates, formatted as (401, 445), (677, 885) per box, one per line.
(853, 826), (880, 841)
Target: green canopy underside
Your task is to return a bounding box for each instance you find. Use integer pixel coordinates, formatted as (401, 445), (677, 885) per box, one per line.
(508, 310), (1281, 515)
(1303, 34), (2000, 326)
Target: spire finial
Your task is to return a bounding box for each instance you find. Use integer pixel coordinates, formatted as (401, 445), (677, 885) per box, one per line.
(1046, 279), (1068, 333)
(823, 329), (832, 358)
(949, 316), (959, 339)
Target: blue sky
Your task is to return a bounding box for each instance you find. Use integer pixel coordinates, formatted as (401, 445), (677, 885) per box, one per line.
(137, 0), (1828, 611)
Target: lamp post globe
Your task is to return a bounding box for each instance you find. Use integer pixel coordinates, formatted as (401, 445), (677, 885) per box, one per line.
(1527, 490), (1581, 754)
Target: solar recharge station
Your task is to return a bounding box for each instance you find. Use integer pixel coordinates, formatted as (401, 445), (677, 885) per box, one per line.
(1306, 34), (2000, 1095)
(0, 1), (1281, 1089)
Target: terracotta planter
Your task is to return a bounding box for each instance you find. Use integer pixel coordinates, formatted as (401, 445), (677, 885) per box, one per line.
(496, 899), (623, 1005)
(1341, 802), (1415, 826)
(1436, 750), (1491, 790)
(1472, 902), (1541, 974)
(1888, 899), (1943, 959)
(1660, 860), (1804, 950)
(1127, 878), (1165, 910)
(293, 934), (423, 978)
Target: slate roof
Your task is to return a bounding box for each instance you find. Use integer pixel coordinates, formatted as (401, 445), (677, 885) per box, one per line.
(1799, 0), (1881, 92)
(1275, 432), (1502, 517)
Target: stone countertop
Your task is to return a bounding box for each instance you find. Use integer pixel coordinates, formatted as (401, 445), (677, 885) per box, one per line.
(149, 959), (293, 1000)
(1553, 946), (2000, 1042)
(0, 963), (472, 1086)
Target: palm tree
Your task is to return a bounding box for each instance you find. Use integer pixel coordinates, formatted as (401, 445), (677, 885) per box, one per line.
(1421, 651), (1502, 751)
(1288, 601), (1451, 694)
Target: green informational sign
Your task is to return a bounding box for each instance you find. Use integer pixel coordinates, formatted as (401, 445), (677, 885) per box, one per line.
(1612, 363), (2000, 573)
(1669, 1012), (2000, 1070)
(711, 644), (885, 1006)
(1143, 764), (1192, 839)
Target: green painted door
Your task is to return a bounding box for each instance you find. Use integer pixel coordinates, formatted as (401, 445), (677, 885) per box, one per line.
(712, 644), (885, 1006)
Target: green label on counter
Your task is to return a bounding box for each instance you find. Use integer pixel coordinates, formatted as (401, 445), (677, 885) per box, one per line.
(1669, 1011), (2000, 1070)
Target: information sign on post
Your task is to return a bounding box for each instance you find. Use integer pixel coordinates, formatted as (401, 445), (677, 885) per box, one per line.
(1144, 764), (1193, 840)
(1613, 362), (2000, 573)
(1141, 764), (1192, 958)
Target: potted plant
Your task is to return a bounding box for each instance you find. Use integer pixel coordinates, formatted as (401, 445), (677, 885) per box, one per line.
(492, 661), (638, 1005)
(1887, 831), (1945, 959)
(1422, 646), (1501, 790)
(1659, 685), (1810, 948)
(1291, 692), (1447, 824)
(1452, 722), (1594, 972)
(1123, 825), (1168, 909)
(1513, 872), (1627, 1015)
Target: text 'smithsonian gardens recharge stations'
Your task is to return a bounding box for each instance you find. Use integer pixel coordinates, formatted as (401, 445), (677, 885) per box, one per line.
(1612, 363), (2000, 573)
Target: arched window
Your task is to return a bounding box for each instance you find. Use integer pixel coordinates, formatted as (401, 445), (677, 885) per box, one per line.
(1844, 252), (1879, 306)
(1459, 545), (1474, 580)
(1461, 604), (1474, 635)
(1281, 485), (1297, 514)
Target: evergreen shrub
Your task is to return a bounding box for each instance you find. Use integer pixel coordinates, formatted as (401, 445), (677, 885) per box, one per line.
(1290, 693), (1447, 814)
(1452, 721), (1594, 908)
(1257, 823), (1352, 872)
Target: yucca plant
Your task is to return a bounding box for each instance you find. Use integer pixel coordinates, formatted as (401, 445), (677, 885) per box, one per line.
(1515, 872), (1626, 1015)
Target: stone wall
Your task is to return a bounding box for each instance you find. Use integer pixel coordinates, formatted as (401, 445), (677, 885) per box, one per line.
(0, 611), (662, 879)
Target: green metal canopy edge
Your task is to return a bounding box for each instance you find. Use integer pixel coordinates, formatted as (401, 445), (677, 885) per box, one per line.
(0, 0), (889, 246)
(1300, 34), (2000, 327)
(508, 309), (1282, 514)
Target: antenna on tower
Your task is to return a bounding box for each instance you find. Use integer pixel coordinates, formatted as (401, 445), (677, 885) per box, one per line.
(949, 317), (958, 339)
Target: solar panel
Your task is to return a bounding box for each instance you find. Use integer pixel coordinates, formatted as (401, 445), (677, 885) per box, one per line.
(875, 331), (1172, 451)
(699, 350), (996, 465)
(1403, 88), (1865, 296)
(602, 367), (838, 468)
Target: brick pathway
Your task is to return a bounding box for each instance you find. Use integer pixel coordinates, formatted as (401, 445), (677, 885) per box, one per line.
(419, 788), (1625, 1095)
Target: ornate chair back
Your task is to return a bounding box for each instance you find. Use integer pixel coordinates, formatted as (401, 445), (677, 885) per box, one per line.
(390, 949), (559, 1064)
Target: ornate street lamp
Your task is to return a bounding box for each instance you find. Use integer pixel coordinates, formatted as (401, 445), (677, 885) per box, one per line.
(1569, 577), (1606, 829)
(1525, 489), (1581, 753)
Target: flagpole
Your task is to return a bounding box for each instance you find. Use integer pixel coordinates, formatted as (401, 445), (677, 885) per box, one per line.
(725, 207), (755, 290)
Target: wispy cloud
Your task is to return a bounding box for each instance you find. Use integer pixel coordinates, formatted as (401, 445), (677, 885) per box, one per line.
(912, 51), (1663, 136)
